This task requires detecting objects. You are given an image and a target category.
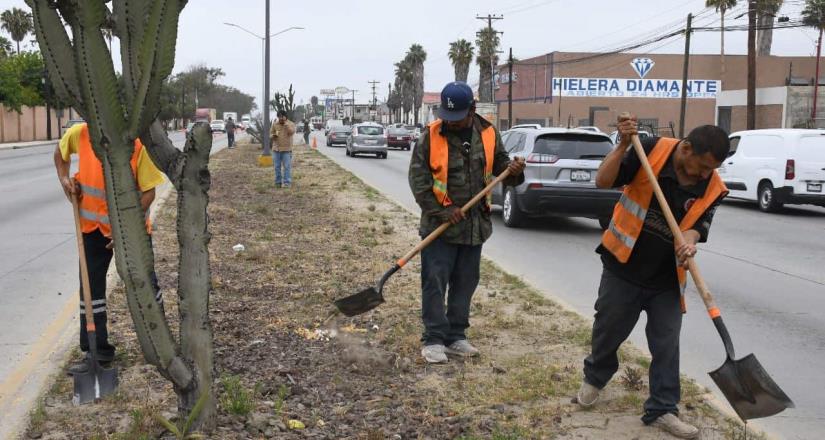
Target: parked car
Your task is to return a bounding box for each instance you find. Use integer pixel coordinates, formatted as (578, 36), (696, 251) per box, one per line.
(510, 123), (542, 130)
(490, 128), (621, 228)
(347, 123), (388, 158)
(608, 130), (651, 144)
(718, 129), (825, 212)
(326, 126), (351, 147)
(387, 127), (413, 150)
(210, 119), (226, 133)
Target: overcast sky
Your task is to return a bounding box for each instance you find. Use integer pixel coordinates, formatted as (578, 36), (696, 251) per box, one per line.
(1, 0), (818, 112)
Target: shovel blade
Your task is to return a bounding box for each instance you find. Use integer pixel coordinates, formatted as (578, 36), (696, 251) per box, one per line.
(334, 287), (384, 317)
(709, 353), (794, 421)
(72, 364), (119, 405)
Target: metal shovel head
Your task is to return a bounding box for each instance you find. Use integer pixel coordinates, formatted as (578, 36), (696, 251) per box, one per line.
(709, 353), (794, 420)
(72, 363), (119, 405)
(334, 287), (384, 317)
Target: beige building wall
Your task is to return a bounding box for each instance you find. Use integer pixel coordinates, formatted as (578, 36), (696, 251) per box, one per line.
(0, 105), (72, 143)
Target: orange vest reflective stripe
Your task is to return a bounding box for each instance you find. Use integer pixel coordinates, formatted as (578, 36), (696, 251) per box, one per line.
(74, 124), (151, 236)
(601, 137), (728, 312)
(428, 119), (496, 207)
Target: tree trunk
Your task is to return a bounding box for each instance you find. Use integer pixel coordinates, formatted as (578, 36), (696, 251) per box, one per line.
(175, 125), (216, 428)
(757, 13), (775, 56)
(16, 40), (20, 55)
(721, 10), (726, 81)
(478, 63), (491, 103)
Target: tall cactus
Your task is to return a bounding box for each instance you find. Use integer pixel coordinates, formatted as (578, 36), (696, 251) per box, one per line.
(26, 0), (216, 430)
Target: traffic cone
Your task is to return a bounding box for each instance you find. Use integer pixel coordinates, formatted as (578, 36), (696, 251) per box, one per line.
(311, 137), (317, 150)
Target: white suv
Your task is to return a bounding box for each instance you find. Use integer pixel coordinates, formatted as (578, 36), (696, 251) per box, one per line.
(719, 129), (825, 212)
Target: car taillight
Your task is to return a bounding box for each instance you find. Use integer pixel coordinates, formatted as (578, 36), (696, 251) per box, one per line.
(528, 183), (542, 189)
(331, 133), (336, 139)
(785, 159), (795, 180)
(526, 153), (559, 164)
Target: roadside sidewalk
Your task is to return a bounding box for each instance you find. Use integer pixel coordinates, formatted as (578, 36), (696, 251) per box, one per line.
(0, 139), (58, 151)
(21, 140), (750, 439)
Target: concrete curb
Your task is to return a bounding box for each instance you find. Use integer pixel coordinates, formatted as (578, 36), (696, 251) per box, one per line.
(0, 140), (58, 151)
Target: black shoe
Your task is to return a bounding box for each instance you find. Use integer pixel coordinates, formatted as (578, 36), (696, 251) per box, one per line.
(66, 353), (114, 375)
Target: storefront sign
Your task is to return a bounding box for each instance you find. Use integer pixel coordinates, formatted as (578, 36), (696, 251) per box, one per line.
(551, 77), (719, 99)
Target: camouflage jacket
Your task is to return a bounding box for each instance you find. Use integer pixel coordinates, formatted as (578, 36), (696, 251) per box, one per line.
(408, 115), (524, 245)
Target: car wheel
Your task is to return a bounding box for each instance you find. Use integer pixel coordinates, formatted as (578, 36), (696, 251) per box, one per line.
(502, 186), (525, 227)
(598, 217), (611, 230)
(758, 181), (783, 212)
(381, 153), (388, 159)
(345, 148), (350, 157)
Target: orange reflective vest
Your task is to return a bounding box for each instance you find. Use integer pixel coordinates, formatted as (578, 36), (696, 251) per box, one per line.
(428, 119), (497, 206)
(75, 124), (151, 237)
(601, 137), (728, 311)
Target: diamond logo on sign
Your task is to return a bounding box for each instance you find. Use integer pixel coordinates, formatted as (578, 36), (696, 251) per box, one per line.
(630, 58), (655, 79)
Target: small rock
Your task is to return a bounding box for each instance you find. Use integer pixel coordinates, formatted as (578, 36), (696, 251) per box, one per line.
(268, 418), (279, 426)
(277, 421), (287, 431)
(492, 365), (506, 374)
(551, 372), (563, 381)
(263, 400), (275, 408)
(489, 290), (497, 298)
(26, 431), (42, 439)
(316, 419), (326, 427)
(264, 429), (274, 437)
(685, 402), (696, 411)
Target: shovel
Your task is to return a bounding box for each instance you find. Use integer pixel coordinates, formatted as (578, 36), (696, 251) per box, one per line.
(334, 168), (513, 316)
(70, 192), (118, 405)
(628, 132), (793, 420)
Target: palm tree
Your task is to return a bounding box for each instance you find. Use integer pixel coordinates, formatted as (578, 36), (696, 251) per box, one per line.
(448, 39), (474, 82)
(706, 0), (737, 78)
(0, 8), (33, 54)
(476, 27), (501, 103)
(757, 0), (784, 56)
(405, 44), (427, 126)
(394, 59), (414, 124)
(802, 0), (825, 121)
(0, 35), (11, 59)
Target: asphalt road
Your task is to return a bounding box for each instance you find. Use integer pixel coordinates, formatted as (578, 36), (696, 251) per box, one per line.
(313, 132), (825, 440)
(0, 130), (232, 438)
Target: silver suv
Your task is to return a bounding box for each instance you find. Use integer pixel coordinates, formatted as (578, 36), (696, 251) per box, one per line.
(491, 128), (621, 228)
(347, 123), (388, 159)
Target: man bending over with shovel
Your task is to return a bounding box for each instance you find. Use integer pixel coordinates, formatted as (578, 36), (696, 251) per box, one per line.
(54, 122), (166, 375)
(409, 81), (525, 364)
(576, 114), (730, 438)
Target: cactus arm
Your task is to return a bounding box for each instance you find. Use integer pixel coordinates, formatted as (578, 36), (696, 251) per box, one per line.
(24, 0), (86, 116)
(127, 0), (165, 138)
(113, 0), (151, 101)
(140, 119), (185, 186)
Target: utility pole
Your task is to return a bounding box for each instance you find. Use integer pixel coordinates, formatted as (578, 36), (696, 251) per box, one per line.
(263, 0), (272, 156)
(679, 13), (692, 138)
(508, 47), (513, 130)
(747, 0), (757, 130)
(813, 28), (823, 124)
(351, 89), (358, 124)
(368, 80), (380, 122)
(476, 14), (503, 103)
(387, 83), (393, 125)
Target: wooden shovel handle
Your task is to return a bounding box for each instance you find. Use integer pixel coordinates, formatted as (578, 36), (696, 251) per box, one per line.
(629, 134), (720, 318)
(71, 192), (97, 331)
(397, 168), (513, 267)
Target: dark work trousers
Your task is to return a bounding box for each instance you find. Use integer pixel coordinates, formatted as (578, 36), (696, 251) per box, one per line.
(420, 238), (482, 346)
(227, 130), (235, 148)
(583, 269), (683, 424)
(79, 229), (163, 361)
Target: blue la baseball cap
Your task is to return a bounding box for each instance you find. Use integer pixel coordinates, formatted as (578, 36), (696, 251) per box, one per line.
(438, 81), (474, 122)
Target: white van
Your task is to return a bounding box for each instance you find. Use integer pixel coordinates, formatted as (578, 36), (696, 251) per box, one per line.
(324, 119), (344, 136)
(718, 129), (825, 212)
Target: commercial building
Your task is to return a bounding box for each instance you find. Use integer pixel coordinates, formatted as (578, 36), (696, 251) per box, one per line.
(493, 51), (825, 135)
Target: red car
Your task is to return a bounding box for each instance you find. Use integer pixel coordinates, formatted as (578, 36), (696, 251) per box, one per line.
(387, 127), (413, 150)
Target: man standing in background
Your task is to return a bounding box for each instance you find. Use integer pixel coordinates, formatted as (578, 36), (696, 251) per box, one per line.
(270, 110), (296, 188)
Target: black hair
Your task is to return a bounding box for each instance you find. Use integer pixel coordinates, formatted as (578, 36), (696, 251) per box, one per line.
(686, 125), (730, 161)
(277, 110), (288, 117)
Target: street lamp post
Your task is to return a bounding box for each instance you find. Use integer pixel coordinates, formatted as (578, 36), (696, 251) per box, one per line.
(223, 19), (304, 161)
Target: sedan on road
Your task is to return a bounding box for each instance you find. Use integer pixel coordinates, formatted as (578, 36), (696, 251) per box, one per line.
(387, 127), (413, 150)
(347, 123), (388, 159)
(210, 119), (226, 133)
(491, 128), (620, 228)
(326, 126), (351, 147)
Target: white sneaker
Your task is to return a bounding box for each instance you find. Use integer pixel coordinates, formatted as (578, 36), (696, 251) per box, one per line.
(444, 340), (480, 357)
(576, 381), (600, 407)
(650, 413), (699, 439)
(421, 344), (448, 364)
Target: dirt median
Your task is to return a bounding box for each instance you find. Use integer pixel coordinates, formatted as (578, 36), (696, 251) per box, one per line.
(24, 140), (752, 439)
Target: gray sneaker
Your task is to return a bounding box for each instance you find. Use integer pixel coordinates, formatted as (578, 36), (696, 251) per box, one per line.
(576, 381), (600, 407)
(650, 413), (699, 439)
(421, 344), (448, 364)
(445, 340), (480, 357)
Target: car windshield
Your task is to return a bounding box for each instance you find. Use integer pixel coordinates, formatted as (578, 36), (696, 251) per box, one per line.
(357, 126), (383, 135)
(404, 125), (417, 131)
(211, 120), (222, 124)
(388, 128), (408, 135)
(533, 134), (613, 160)
(332, 127), (350, 133)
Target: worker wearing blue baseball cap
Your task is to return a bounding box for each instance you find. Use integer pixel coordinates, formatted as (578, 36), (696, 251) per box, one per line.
(408, 81), (526, 364)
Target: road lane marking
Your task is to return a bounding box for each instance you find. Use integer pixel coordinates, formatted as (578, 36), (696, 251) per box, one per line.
(0, 292), (76, 411)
